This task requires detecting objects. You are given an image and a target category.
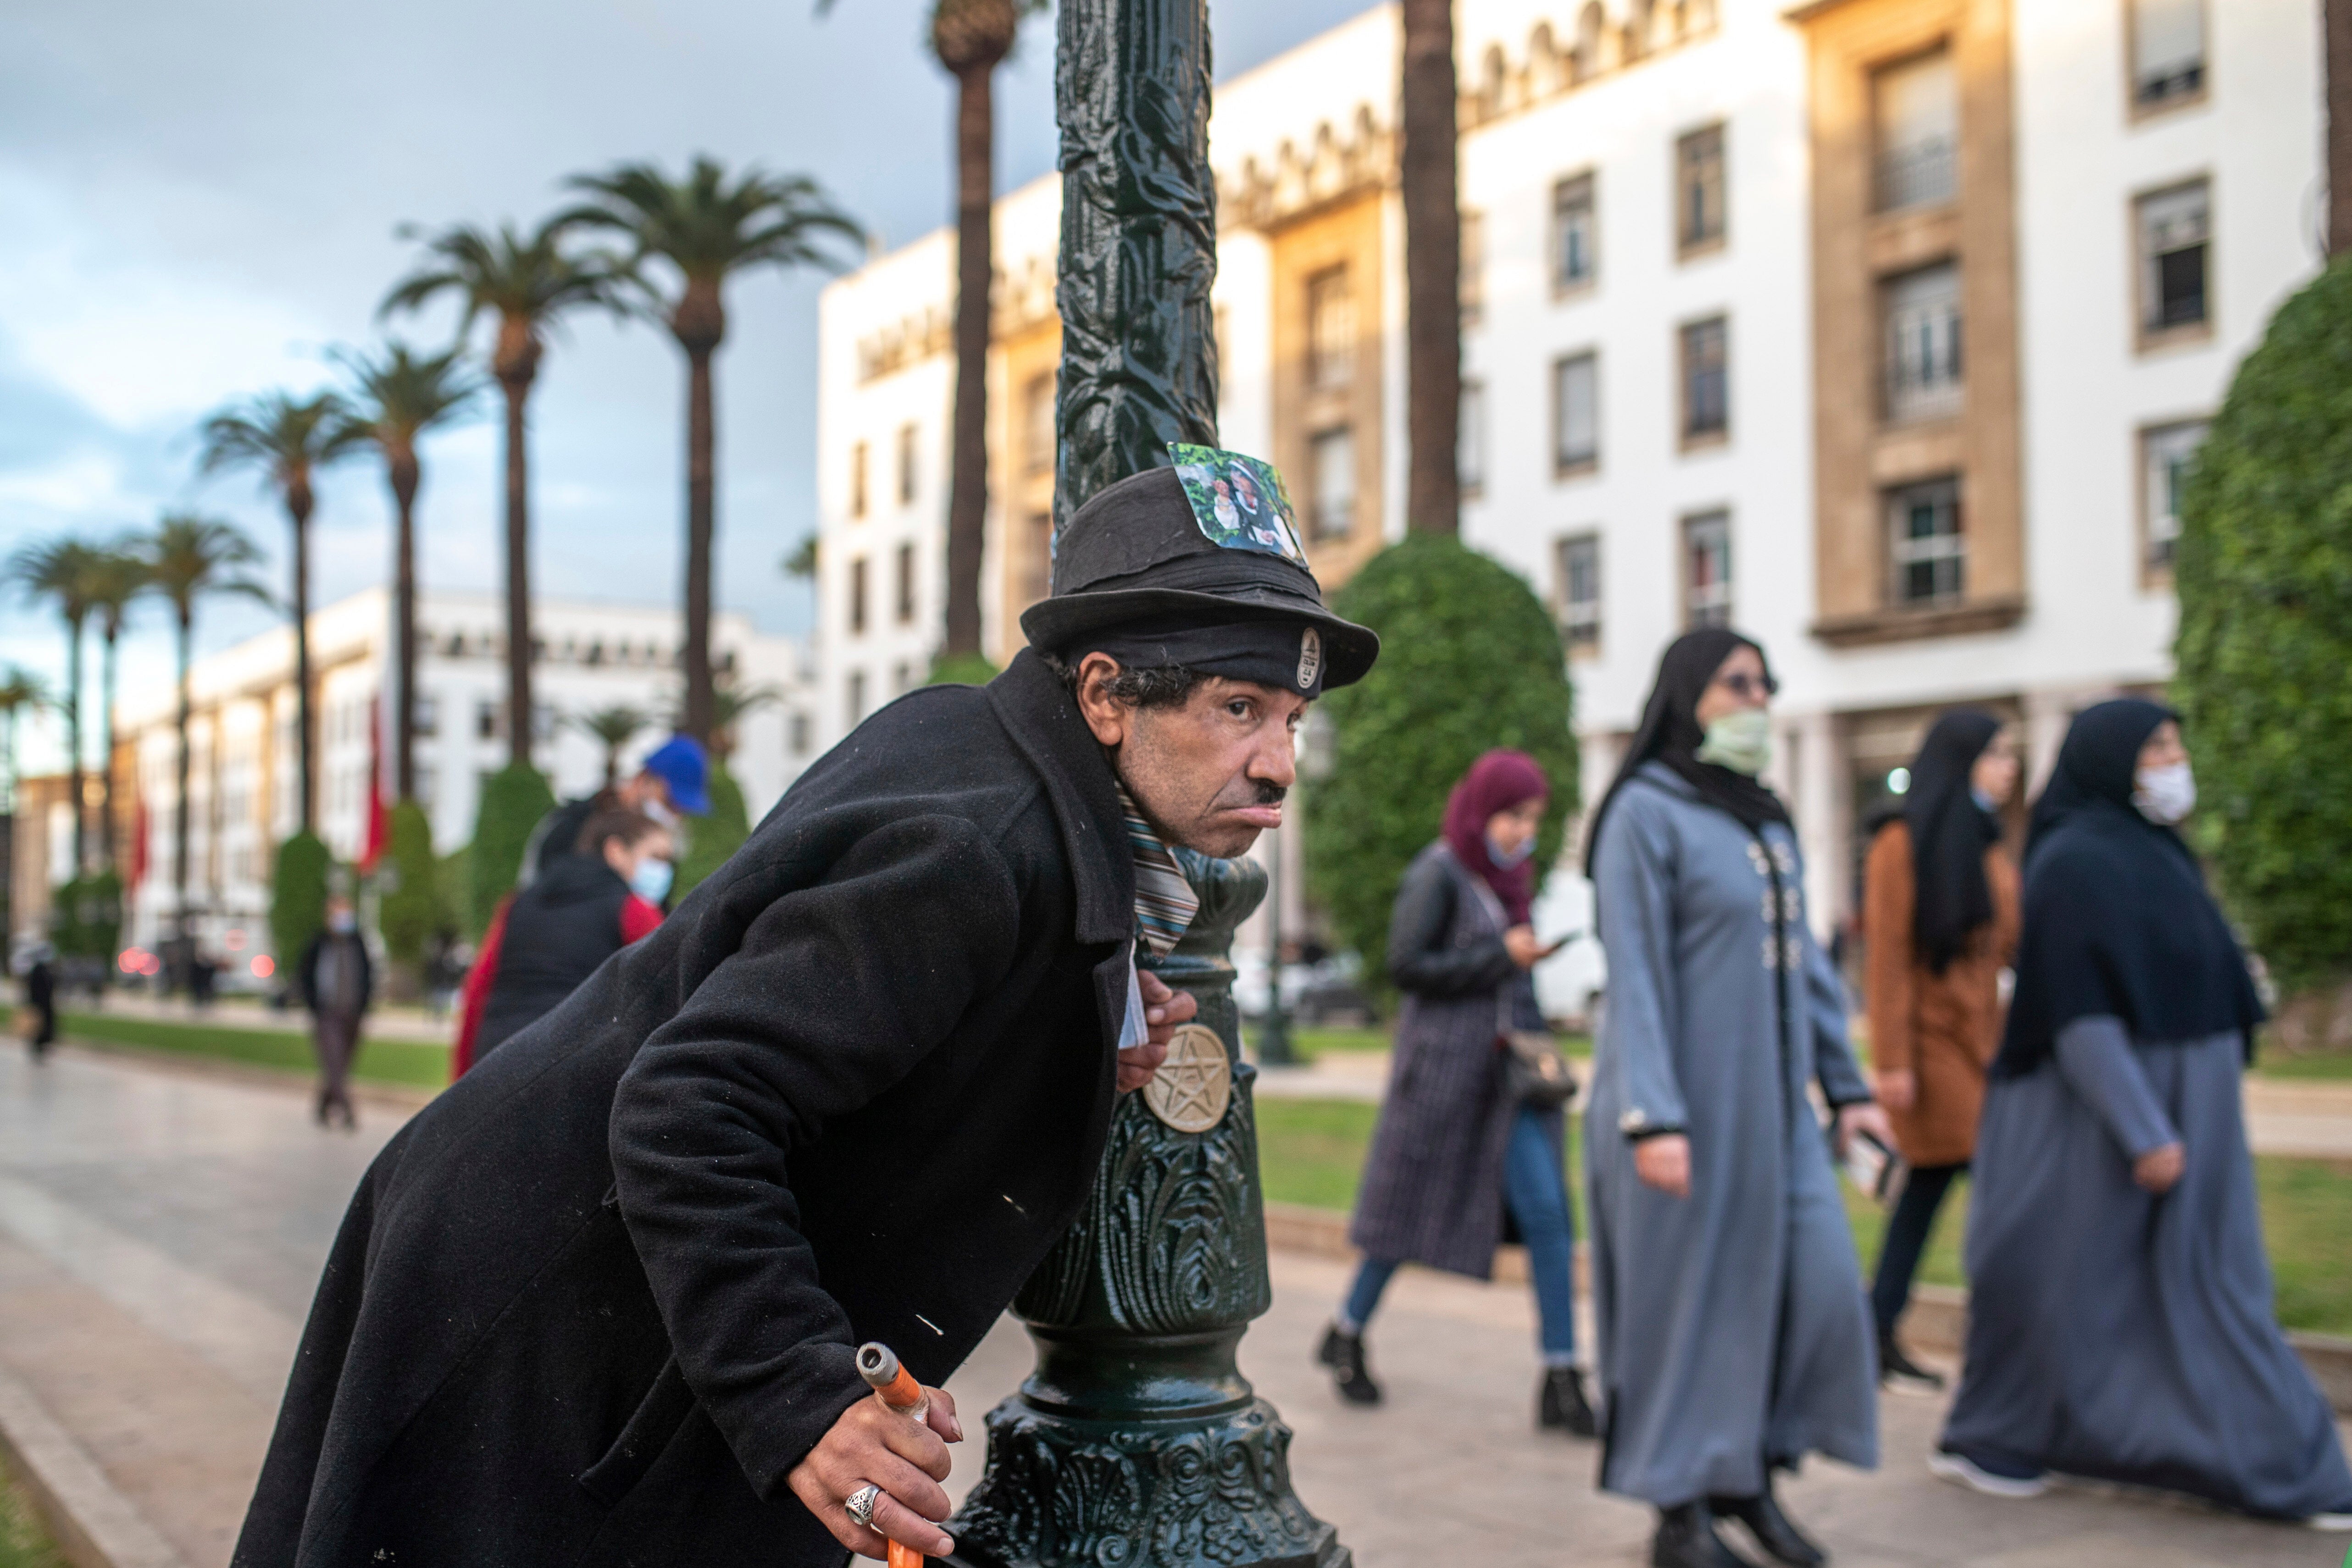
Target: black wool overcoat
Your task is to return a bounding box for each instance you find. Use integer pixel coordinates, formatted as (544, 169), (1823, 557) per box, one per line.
(233, 650), (1138, 1568)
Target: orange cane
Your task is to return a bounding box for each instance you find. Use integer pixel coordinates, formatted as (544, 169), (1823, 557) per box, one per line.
(855, 1342), (932, 1568)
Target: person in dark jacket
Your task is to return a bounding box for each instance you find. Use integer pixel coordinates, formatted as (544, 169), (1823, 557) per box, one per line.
(523, 733), (710, 887)
(16, 943), (57, 1059)
(1319, 749), (1593, 1436)
(230, 453), (1378, 1568)
(298, 896), (373, 1130)
(470, 809), (673, 1064)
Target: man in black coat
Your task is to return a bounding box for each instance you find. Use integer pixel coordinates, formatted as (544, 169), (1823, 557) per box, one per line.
(232, 453), (1375, 1568)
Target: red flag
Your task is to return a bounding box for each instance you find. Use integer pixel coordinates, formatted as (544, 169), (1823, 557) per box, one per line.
(361, 702), (389, 873)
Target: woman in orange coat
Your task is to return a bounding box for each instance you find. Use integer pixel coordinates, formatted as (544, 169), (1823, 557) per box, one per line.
(1864, 709), (2020, 1391)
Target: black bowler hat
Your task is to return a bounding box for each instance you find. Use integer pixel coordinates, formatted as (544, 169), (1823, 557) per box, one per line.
(1018, 449), (1380, 693)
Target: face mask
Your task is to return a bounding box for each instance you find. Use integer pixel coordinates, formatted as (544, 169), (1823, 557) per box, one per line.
(328, 912), (356, 935)
(1484, 829), (1535, 869)
(1696, 708), (1773, 776)
(630, 858), (676, 906)
(2133, 761), (2196, 825)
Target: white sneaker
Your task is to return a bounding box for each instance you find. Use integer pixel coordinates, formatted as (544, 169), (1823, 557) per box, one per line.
(2305, 1512), (2352, 1532)
(1928, 1448), (2050, 1500)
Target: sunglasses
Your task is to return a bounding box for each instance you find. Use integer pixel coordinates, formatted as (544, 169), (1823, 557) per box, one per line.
(1713, 671), (1778, 700)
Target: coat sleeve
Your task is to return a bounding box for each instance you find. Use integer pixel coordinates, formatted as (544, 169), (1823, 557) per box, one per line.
(1862, 825), (1914, 1076)
(1804, 918), (1871, 1108)
(1593, 788), (1688, 1137)
(607, 814), (1026, 1500)
(1387, 853), (1514, 998)
(2052, 1014), (2178, 1160)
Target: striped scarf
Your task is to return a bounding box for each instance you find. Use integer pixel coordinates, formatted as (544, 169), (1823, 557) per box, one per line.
(1118, 784), (1199, 958)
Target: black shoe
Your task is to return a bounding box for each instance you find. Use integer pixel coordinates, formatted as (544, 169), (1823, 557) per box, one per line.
(1710, 1485), (1827, 1568)
(1651, 1503), (1746, 1568)
(1877, 1332), (1945, 1393)
(1315, 1324), (1381, 1405)
(1537, 1366), (1598, 1437)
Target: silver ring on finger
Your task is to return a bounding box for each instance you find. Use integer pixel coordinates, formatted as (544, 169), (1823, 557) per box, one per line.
(844, 1483), (883, 1530)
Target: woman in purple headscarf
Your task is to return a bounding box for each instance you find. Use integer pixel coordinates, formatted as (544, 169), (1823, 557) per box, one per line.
(1315, 750), (1594, 1438)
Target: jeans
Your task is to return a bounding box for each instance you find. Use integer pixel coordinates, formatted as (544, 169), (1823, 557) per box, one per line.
(1870, 1161), (1964, 1339)
(1341, 1106), (1578, 1363)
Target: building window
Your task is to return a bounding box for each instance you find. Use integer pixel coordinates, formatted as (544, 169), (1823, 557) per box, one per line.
(1307, 266), (1355, 391)
(1675, 123), (1726, 256)
(2140, 419), (2207, 572)
(1882, 261), (1963, 422)
(2137, 180), (2210, 340)
(847, 670), (868, 728)
(1553, 351), (1599, 474)
(415, 765), (436, 809)
(1022, 374), (1055, 476)
(895, 422), (919, 505)
(849, 440), (869, 520)
(848, 556), (869, 636)
(1309, 427), (1356, 540)
(2129, 0), (2205, 109)
(1021, 511), (1053, 606)
(1552, 172), (1597, 292)
(1680, 316), (1729, 444)
(1682, 511), (1732, 627)
(893, 541), (915, 625)
(1459, 381), (1486, 494)
(1886, 476), (1965, 605)
(1557, 533), (1602, 653)
(1459, 210), (1485, 324)
(475, 700), (498, 741)
(1872, 48), (1956, 212)
(789, 712), (811, 756)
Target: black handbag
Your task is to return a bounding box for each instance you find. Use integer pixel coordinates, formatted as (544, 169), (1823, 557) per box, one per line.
(1502, 1027), (1578, 1109)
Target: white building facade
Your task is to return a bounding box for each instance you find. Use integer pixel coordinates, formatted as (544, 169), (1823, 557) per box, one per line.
(813, 0), (2323, 961)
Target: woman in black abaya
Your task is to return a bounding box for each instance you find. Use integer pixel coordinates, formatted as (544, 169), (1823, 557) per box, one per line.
(1933, 699), (2352, 1528)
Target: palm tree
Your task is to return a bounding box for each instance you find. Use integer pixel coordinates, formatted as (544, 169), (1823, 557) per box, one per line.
(6, 538), (103, 873)
(677, 682), (782, 764)
(567, 704), (650, 788)
(199, 390), (367, 834)
(382, 218), (623, 772)
(145, 515), (268, 928)
(560, 158), (860, 747)
(0, 665), (49, 939)
(336, 342), (483, 801)
(1400, 0), (1463, 536)
(82, 546), (151, 875)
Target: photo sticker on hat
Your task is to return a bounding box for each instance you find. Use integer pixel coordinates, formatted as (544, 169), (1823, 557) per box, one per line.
(1167, 443), (1310, 568)
(1296, 626), (1322, 690)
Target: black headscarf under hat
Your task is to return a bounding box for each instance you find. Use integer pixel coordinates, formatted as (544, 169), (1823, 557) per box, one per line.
(1583, 627), (1791, 875)
(1992, 698), (2264, 1078)
(1897, 708), (2004, 975)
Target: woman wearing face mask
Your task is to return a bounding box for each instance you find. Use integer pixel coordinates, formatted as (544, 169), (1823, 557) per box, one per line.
(1860, 710), (2020, 1391)
(464, 809), (676, 1069)
(1934, 700), (2352, 1527)
(1583, 629), (1889, 1568)
(1319, 750), (1596, 1437)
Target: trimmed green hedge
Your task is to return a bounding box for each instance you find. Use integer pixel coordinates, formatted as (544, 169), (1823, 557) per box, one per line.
(268, 833), (331, 971)
(675, 763), (750, 901)
(1302, 533), (1579, 986)
(377, 800), (441, 965)
(468, 764), (555, 936)
(2174, 258), (2352, 995)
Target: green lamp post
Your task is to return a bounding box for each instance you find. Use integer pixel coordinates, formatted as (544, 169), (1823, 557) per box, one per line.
(944, 2), (1347, 1564)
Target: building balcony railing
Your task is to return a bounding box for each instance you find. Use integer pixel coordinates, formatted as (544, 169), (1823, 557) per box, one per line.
(1874, 138), (1955, 213)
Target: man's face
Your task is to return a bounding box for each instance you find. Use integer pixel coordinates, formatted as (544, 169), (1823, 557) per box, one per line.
(1074, 655), (1308, 859)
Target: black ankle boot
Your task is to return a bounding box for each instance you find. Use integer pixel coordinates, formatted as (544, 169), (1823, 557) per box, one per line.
(1537, 1366), (1597, 1437)
(1877, 1331), (1946, 1393)
(1709, 1482), (1827, 1567)
(1651, 1503), (1746, 1568)
(1315, 1324), (1381, 1405)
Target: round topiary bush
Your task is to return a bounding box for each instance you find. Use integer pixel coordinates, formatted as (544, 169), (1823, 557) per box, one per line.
(2174, 256), (2352, 1012)
(377, 799), (441, 969)
(270, 832), (332, 975)
(1302, 532), (1579, 987)
(468, 764), (556, 936)
(675, 763), (750, 901)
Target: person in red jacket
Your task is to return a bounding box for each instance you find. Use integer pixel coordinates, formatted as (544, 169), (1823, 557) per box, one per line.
(454, 810), (673, 1075)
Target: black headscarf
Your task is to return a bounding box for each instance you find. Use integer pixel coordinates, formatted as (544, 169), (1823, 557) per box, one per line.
(1583, 627), (1791, 875)
(1992, 698), (2264, 1077)
(1897, 709), (2004, 974)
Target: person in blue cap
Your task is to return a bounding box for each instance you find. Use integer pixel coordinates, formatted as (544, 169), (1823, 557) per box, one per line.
(522, 732), (711, 889)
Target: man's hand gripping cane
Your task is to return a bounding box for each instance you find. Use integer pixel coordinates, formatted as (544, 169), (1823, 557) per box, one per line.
(787, 1342), (963, 1562)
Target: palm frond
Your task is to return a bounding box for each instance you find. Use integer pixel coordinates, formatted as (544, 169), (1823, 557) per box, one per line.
(382, 215), (630, 336)
(146, 514), (272, 619)
(333, 340), (485, 444)
(560, 155), (865, 296)
(197, 390), (366, 488)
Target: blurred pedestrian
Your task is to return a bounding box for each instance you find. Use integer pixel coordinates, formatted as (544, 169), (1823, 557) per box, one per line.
(1861, 710), (2020, 1391)
(1934, 700), (2352, 1527)
(1583, 629), (1887, 1568)
(16, 942), (57, 1060)
(299, 895), (372, 1129)
(457, 809), (673, 1072)
(1318, 749), (1593, 1436)
(521, 733), (709, 887)
(188, 946), (217, 1008)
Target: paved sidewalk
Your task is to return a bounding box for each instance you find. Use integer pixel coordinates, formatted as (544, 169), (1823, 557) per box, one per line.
(0, 1047), (2341, 1568)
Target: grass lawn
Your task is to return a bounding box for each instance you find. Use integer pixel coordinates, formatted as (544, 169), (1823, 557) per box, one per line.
(1283, 1025), (1592, 1061)
(1252, 1095), (2352, 1335)
(0, 1461), (61, 1568)
(2254, 1052), (2352, 1081)
(4, 1005), (452, 1090)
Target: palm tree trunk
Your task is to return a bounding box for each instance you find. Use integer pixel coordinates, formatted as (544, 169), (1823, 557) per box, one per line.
(1400, 0), (1462, 537)
(943, 58), (995, 659)
(289, 493), (316, 835)
(502, 376), (535, 770)
(391, 457), (421, 800)
(684, 344), (716, 747)
(99, 626), (120, 874)
(64, 616), (85, 875)
(174, 609), (192, 930)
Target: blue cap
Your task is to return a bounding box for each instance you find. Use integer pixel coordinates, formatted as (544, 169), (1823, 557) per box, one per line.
(640, 735), (710, 815)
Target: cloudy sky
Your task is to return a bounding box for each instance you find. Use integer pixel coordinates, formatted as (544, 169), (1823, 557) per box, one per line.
(0, 0), (1377, 775)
